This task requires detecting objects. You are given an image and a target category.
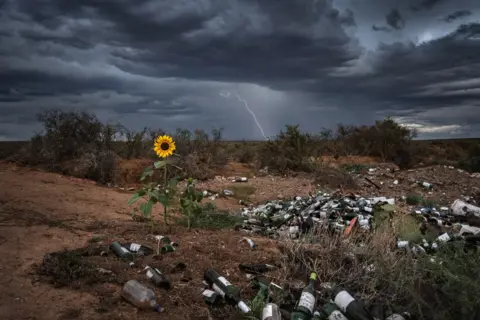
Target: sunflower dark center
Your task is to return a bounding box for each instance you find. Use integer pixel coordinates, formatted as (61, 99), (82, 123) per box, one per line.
(160, 142), (170, 151)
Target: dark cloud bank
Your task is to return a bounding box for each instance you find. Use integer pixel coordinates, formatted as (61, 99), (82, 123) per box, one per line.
(0, 0), (480, 140)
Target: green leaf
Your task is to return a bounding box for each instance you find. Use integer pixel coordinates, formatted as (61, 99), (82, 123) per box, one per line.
(147, 189), (162, 202)
(154, 160), (166, 169)
(140, 167), (154, 181)
(168, 176), (179, 188)
(157, 193), (169, 207)
(128, 189), (146, 205)
(139, 200), (154, 219)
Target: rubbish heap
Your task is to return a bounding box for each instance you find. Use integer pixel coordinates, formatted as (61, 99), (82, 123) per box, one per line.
(402, 198), (480, 254)
(237, 191), (395, 239)
(237, 191), (480, 253)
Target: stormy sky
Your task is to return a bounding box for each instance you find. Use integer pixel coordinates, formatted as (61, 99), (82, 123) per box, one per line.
(0, 0), (479, 140)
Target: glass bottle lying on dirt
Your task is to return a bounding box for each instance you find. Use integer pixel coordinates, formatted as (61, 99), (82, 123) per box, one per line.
(202, 289), (223, 305)
(144, 265), (172, 289)
(109, 241), (135, 267)
(203, 268), (251, 313)
(122, 242), (154, 256)
(238, 263), (278, 274)
(121, 280), (164, 313)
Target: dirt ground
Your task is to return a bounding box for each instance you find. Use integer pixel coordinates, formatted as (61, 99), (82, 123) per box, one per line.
(1, 159), (479, 320)
(0, 162), (302, 320)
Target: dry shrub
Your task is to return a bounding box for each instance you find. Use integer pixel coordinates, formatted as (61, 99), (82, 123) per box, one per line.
(179, 152), (216, 181)
(15, 109), (119, 184)
(173, 128), (227, 180)
(276, 226), (480, 320)
(62, 148), (118, 184)
(232, 141), (257, 164)
(313, 166), (357, 190)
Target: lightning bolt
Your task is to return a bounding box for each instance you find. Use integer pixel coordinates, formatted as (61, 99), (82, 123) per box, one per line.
(220, 91), (268, 140)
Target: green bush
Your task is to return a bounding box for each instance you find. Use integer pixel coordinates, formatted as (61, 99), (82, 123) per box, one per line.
(26, 109), (118, 183)
(258, 124), (318, 173)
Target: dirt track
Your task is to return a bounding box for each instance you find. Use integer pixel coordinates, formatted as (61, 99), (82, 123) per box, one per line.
(0, 162), (288, 320)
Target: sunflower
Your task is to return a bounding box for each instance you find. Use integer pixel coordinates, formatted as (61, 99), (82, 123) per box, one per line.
(153, 135), (176, 158)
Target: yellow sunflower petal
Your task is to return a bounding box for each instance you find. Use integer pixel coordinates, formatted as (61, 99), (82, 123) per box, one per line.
(153, 135), (176, 158)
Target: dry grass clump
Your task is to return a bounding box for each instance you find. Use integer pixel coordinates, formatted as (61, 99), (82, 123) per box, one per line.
(275, 226), (480, 320)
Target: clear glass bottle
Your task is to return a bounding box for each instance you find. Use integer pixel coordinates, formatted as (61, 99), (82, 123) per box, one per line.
(262, 302), (282, 320)
(121, 280), (163, 312)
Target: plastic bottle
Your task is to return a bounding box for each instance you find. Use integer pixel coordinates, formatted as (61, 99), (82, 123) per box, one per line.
(121, 280), (163, 312)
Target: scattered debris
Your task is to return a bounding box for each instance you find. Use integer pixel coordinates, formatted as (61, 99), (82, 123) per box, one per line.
(144, 265), (172, 289)
(203, 268), (251, 313)
(451, 199), (480, 217)
(238, 192), (393, 238)
(240, 236), (256, 249)
(121, 280), (164, 313)
(238, 263), (277, 274)
(27, 162), (480, 319)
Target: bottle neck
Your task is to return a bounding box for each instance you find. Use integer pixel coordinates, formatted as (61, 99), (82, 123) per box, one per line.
(150, 301), (164, 313)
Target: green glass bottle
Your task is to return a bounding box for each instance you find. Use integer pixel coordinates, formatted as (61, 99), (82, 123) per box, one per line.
(144, 265), (172, 290)
(160, 243), (176, 253)
(202, 289), (223, 305)
(291, 272), (317, 320)
(239, 263), (277, 274)
(321, 302), (349, 320)
(332, 287), (374, 320)
(251, 285), (269, 311)
(204, 269), (251, 313)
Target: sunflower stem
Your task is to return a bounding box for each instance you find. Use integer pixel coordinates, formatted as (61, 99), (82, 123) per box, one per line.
(163, 161), (169, 226)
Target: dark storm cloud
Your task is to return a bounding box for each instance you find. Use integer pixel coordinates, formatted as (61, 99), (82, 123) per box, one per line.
(328, 8), (356, 26)
(442, 10), (472, 22)
(411, 0), (447, 11)
(386, 9), (405, 30)
(372, 25), (391, 32)
(0, 0), (480, 140)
